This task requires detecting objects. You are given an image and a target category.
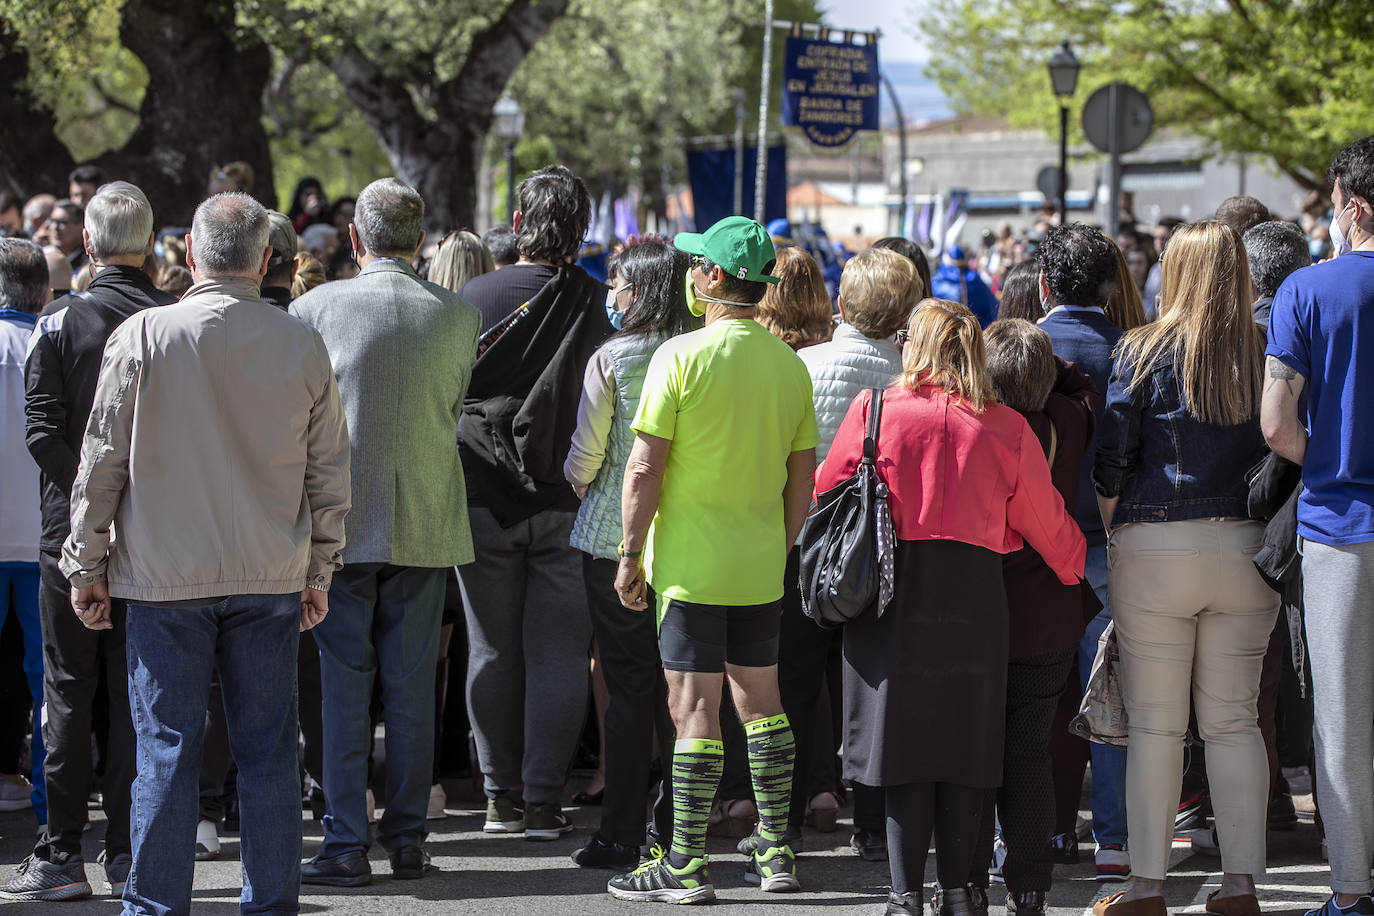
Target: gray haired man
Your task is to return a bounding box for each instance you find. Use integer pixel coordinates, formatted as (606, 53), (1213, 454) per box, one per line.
(1243, 220), (1311, 331)
(56, 192), (351, 915)
(292, 178), (480, 886)
(4, 181), (174, 903)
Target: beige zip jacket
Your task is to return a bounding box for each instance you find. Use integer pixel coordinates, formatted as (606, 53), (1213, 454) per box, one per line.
(60, 276), (351, 601)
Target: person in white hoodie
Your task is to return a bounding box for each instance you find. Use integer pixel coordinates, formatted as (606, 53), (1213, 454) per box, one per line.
(0, 238), (46, 823)
(785, 247), (925, 856)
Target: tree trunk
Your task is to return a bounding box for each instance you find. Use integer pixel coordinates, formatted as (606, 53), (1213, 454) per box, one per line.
(0, 24), (77, 199)
(0, 1), (273, 226)
(95, 0), (274, 226)
(328, 0), (570, 234)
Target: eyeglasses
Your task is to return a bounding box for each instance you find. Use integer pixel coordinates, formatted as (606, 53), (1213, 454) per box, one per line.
(690, 254), (711, 271)
(895, 329), (910, 346)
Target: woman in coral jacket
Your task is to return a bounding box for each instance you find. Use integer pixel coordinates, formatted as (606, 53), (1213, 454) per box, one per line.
(815, 298), (1085, 916)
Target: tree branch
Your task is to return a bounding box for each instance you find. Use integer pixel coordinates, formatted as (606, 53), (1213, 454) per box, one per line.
(442, 0), (573, 124)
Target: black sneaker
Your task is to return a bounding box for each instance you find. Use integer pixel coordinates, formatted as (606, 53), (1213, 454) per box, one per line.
(389, 845), (431, 880)
(524, 802), (574, 840)
(1269, 789), (1298, 830)
(99, 850), (132, 896)
(967, 884), (990, 916)
(301, 850), (372, 887)
(606, 854), (714, 904)
(1048, 831), (1079, 864)
(1008, 890), (1047, 916)
(850, 828), (888, 861)
(737, 826), (803, 856)
(743, 839), (799, 892)
(887, 892), (920, 915)
(572, 833), (640, 870)
(0, 852), (93, 901)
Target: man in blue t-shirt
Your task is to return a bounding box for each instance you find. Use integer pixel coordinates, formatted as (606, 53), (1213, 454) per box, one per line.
(1263, 135), (1374, 916)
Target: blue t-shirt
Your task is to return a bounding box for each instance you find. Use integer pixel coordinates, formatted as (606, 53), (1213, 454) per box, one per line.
(1267, 250), (1374, 545)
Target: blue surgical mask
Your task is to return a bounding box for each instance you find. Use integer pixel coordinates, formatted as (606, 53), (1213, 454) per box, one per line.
(604, 287), (623, 329)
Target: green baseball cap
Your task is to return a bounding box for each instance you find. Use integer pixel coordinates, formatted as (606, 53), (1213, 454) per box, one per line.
(674, 216), (780, 284)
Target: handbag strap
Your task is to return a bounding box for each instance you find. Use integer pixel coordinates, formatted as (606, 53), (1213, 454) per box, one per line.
(862, 388), (883, 464)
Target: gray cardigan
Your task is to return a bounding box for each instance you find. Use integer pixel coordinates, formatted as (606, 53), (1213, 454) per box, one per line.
(291, 258), (480, 567)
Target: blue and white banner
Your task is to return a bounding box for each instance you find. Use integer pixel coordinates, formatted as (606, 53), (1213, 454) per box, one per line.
(781, 32), (880, 148)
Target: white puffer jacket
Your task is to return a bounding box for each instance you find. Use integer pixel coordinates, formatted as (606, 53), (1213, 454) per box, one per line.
(798, 323), (903, 462)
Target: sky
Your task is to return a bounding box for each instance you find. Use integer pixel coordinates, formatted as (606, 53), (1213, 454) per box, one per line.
(814, 0), (951, 121)
(817, 0), (928, 62)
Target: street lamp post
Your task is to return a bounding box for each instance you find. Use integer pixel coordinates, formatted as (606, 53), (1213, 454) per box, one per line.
(1046, 41), (1080, 225)
(493, 95), (525, 224)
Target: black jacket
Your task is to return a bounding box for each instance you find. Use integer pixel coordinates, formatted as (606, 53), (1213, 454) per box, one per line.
(24, 266), (175, 551)
(459, 264), (611, 527)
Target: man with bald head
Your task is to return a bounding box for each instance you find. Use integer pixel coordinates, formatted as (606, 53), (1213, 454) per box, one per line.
(58, 191), (350, 915)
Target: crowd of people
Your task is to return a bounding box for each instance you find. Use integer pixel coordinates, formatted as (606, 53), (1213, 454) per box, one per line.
(0, 134), (1371, 916)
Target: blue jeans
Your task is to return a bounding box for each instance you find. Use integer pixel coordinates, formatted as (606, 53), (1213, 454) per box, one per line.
(313, 564), (444, 857)
(0, 561), (45, 822)
(123, 594), (301, 916)
(1081, 534), (1128, 847)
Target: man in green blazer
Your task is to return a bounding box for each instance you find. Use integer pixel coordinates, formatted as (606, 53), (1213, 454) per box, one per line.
(291, 178), (480, 886)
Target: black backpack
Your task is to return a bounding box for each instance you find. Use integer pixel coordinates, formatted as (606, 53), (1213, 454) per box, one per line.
(798, 388), (895, 628)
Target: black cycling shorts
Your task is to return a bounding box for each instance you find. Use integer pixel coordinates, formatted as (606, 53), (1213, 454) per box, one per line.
(657, 598), (782, 673)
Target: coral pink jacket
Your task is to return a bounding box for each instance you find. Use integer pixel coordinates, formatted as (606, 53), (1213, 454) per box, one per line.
(815, 385), (1086, 585)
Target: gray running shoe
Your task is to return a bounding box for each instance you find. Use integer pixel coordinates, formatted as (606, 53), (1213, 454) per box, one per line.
(0, 852), (93, 901)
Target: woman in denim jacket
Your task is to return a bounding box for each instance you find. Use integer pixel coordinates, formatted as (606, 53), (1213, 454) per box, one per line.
(1091, 221), (1277, 916)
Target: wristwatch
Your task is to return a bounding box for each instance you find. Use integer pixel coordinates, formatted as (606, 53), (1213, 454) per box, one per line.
(617, 542), (641, 559)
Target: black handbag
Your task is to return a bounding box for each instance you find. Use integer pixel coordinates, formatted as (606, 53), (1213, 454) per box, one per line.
(798, 388), (895, 628)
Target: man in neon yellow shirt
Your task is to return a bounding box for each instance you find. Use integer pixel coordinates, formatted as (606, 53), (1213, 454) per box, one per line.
(607, 216), (819, 903)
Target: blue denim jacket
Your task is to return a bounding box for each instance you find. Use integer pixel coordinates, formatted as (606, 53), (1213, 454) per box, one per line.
(1093, 353), (1267, 525)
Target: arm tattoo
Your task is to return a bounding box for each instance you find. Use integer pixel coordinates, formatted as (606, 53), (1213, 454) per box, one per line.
(1268, 359), (1297, 380)
(1266, 357), (1299, 397)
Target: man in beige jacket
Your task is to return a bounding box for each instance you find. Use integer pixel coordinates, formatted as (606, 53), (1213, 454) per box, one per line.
(59, 192), (350, 916)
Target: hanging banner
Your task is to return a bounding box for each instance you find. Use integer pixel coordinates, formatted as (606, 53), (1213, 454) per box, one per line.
(780, 31), (880, 147)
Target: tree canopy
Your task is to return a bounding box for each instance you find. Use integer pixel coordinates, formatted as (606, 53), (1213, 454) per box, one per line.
(919, 0), (1374, 191)
(2, 0), (821, 229)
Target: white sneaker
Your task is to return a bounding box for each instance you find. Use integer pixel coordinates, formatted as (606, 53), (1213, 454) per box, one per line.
(0, 774), (32, 812)
(366, 788), (376, 824)
(195, 819), (220, 861)
(427, 783), (447, 820)
(1186, 827), (1221, 857)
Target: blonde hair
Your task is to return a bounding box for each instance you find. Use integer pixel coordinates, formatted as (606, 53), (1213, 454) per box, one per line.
(755, 246), (833, 350)
(839, 247), (924, 339)
(429, 229), (494, 292)
(1104, 239), (1147, 331)
(900, 298), (995, 411)
(291, 251), (325, 299)
(1117, 220), (1263, 425)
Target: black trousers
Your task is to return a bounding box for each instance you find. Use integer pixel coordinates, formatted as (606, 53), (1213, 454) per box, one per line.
(583, 555), (673, 847)
(778, 548), (843, 833)
(972, 647), (1076, 894)
(888, 781), (986, 896)
(35, 549), (135, 859)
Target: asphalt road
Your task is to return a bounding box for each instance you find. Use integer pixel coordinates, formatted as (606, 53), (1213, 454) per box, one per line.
(0, 783), (1333, 915)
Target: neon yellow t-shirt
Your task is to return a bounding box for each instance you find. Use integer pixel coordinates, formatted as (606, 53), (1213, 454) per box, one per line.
(632, 319), (820, 605)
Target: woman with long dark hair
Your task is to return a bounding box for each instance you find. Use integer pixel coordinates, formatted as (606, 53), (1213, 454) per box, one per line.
(565, 237), (692, 869)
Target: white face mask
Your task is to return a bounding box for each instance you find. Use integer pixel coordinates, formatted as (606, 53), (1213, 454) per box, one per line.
(1330, 200), (1355, 258)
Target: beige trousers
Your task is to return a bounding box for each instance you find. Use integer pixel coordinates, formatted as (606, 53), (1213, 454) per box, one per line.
(1108, 518), (1279, 880)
